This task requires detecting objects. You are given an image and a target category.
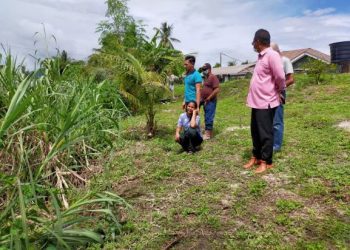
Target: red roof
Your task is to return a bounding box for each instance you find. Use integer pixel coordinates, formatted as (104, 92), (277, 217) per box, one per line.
(281, 48), (330, 63)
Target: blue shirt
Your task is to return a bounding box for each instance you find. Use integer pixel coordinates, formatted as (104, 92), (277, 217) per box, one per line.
(184, 70), (202, 102)
(177, 112), (202, 137)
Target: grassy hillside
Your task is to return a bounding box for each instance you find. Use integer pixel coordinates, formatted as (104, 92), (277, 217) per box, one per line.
(89, 74), (350, 249)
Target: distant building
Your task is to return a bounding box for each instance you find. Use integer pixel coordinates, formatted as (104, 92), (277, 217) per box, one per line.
(212, 48), (331, 81)
(211, 63), (255, 82)
(281, 48), (331, 72)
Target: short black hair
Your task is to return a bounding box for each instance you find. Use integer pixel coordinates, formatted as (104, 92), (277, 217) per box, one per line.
(186, 100), (197, 109)
(253, 29), (270, 46)
(185, 55), (196, 65)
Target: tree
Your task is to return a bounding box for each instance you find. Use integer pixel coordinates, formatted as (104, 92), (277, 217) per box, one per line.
(241, 60), (249, 65)
(96, 0), (147, 49)
(154, 22), (180, 49)
(88, 44), (170, 136)
(114, 47), (170, 136)
(213, 63), (221, 68)
(228, 60), (237, 66)
(96, 0), (132, 41)
(138, 32), (183, 74)
(302, 58), (337, 84)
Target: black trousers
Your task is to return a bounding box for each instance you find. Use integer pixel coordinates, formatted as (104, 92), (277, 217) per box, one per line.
(178, 128), (203, 152)
(251, 107), (276, 164)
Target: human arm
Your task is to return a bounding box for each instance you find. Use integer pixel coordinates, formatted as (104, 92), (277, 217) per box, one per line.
(193, 71), (202, 111)
(175, 126), (181, 142)
(284, 57), (294, 87)
(285, 73), (294, 87)
(175, 114), (184, 141)
(195, 83), (201, 111)
(270, 53), (286, 92)
(190, 110), (198, 128)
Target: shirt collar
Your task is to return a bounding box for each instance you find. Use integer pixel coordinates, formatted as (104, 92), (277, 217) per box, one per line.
(258, 47), (271, 57)
(186, 69), (195, 75)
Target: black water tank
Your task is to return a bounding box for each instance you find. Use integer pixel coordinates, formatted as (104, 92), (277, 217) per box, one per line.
(329, 41), (350, 73)
(329, 41), (350, 63)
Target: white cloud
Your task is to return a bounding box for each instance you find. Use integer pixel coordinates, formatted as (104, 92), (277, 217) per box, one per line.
(303, 8), (336, 17)
(1, 0), (349, 69)
(1, 0), (104, 67)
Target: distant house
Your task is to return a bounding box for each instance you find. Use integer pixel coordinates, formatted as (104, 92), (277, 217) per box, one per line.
(212, 48), (331, 81)
(281, 48), (331, 72)
(211, 63), (255, 82)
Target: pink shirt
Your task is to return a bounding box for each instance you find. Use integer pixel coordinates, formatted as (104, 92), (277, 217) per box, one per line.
(247, 47), (285, 109)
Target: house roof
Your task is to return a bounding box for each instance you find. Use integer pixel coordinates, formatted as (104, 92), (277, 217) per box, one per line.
(211, 63), (255, 76)
(281, 48), (330, 64)
(211, 48), (330, 76)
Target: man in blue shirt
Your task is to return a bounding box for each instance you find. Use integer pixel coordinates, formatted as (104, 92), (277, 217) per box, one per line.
(183, 55), (202, 111)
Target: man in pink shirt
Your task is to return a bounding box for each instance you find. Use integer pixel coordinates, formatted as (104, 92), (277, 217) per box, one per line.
(244, 29), (285, 173)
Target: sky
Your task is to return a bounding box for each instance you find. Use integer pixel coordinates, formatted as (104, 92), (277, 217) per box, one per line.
(1, 0), (350, 69)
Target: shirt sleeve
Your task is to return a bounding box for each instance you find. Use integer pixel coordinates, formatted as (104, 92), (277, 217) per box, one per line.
(210, 75), (220, 88)
(194, 71), (203, 84)
(283, 57), (294, 75)
(177, 114), (183, 127)
(269, 52), (286, 91)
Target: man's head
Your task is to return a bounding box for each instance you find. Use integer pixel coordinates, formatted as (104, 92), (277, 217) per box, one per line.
(200, 63), (212, 77)
(252, 29), (271, 53)
(270, 42), (281, 55)
(184, 55), (196, 72)
(201, 63), (211, 71)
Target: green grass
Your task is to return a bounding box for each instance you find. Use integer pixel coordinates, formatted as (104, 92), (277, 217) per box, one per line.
(88, 74), (350, 249)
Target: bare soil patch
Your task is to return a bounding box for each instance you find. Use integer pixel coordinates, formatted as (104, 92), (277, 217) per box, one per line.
(337, 120), (350, 132)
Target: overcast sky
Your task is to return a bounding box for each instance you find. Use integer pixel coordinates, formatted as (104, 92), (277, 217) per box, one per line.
(1, 0), (349, 69)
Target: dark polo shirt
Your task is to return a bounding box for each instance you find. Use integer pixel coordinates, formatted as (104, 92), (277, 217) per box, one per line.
(201, 74), (220, 100)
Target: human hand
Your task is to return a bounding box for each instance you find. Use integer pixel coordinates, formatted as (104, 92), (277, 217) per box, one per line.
(279, 93), (285, 104)
(175, 133), (180, 142)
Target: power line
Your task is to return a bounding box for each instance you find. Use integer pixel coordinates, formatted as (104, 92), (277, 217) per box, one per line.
(219, 52), (242, 66)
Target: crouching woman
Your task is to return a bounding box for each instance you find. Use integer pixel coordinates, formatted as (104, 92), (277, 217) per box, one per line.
(175, 101), (203, 153)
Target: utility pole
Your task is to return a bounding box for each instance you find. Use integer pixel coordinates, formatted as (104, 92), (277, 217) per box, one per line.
(220, 52), (241, 67)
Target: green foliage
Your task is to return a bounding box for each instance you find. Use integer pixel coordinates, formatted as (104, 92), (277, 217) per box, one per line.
(302, 58), (337, 84)
(276, 199), (302, 213)
(228, 60), (237, 66)
(0, 51), (27, 116)
(0, 185), (129, 249)
(248, 179), (267, 197)
(0, 52), (129, 249)
(153, 22), (180, 49)
(138, 33), (184, 74)
(88, 35), (180, 136)
(275, 214), (293, 226)
(84, 74), (350, 249)
(97, 0), (131, 41)
(88, 0), (184, 138)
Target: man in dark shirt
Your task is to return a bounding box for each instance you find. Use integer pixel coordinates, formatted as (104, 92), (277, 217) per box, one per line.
(200, 63), (220, 140)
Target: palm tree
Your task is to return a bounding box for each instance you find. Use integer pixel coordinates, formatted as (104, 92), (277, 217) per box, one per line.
(89, 43), (170, 136)
(154, 22), (180, 49)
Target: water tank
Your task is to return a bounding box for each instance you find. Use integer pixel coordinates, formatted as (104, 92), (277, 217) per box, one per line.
(329, 41), (350, 73)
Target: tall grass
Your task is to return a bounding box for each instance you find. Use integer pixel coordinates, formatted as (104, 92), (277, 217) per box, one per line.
(0, 52), (129, 249)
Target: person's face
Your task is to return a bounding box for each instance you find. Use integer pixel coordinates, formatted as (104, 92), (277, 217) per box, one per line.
(202, 68), (209, 77)
(184, 59), (194, 72)
(186, 102), (195, 114)
(252, 39), (260, 53)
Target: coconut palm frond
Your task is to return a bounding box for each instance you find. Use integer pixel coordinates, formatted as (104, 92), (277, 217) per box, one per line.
(118, 84), (141, 109)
